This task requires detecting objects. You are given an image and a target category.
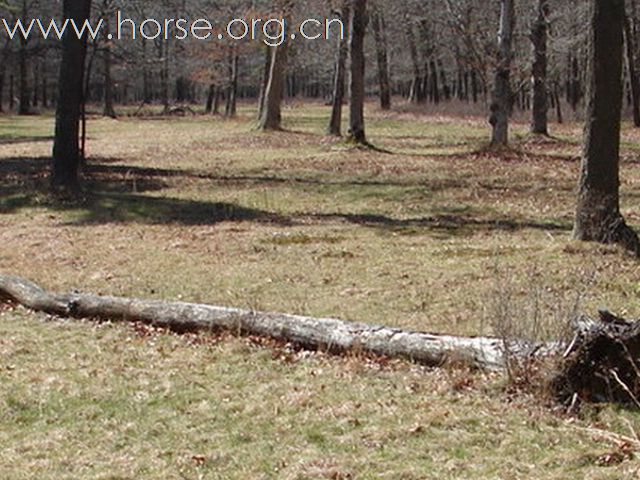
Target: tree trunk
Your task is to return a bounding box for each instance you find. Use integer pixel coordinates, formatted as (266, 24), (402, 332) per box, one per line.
(531, 0), (549, 135)
(489, 0), (515, 146)
(103, 21), (117, 119)
(18, 38), (30, 115)
(225, 52), (239, 118)
(142, 40), (151, 104)
(328, 1), (350, 136)
(257, 46), (272, 120)
(259, 42), (289, 130)
(32, 64), (39, 108)
(161, 38), (170, 114)
(205, 83), (214, 114)
(371, 4), (391, 111)
(624, 12), (640, 127)
(573, 0), (640, 256)
(41, 75), (47, 109)
(51, 0), (92, 195)
(429, 60), (440, 104)
(553, 82), (563, 124)
(348, 0), (368, 144)
(9, 74), (14, 110)
(0, 71), (4, 112)
(213, 85), (221, 115)
(0, 274), (519, 371)
(406, 25), (423, 104)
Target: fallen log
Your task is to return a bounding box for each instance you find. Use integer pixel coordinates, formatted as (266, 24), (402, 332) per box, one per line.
(0, 274), (518, 370)
(4, 274), (640, 407)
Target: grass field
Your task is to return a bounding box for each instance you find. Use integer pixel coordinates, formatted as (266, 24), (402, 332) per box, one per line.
(2, 103), (640, 478)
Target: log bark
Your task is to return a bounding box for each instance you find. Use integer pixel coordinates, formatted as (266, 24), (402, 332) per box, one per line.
(0, 274), (513, 371)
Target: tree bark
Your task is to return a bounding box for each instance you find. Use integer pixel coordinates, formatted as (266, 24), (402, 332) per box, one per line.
(205, 83), (215, 114)
(51, 0), (92, 195)
(573, 0), (640, 256)
(406, 24), (423, 104)
(18, 39), (30, 115)
(258, 42), (289, 130)
(225, 52), (239, 118)
(328, 2), (350, 136)
(371, 4), (391, 111)
(489, 0), (515, 146)
(531, 0), (549, 135)
(257, 46), (272, 121)
(0, 274), (519, 371)
(624, 12), (640, 127)
(348, 0), (368, 144)
(103, 21), (117, 119)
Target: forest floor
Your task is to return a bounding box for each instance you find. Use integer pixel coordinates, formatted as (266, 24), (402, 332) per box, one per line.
(1, 103), (640, 478)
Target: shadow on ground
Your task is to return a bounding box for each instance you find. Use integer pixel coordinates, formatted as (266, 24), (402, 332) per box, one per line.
(0, 156), (290, 226)
(0, 155), (572, 234)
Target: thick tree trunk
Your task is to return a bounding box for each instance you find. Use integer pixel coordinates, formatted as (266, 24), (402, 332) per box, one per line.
(328, 2), (350, 136)
(0, 274), (521, 371)
(531, 0), (549, 135)
(624, 13), (640, 128)
(574, 0), (640, 256)
(51, 0), (91, 195)
(257, 46), (272, 120)
(371, 4), (391, 111)
(259, 42), (289, 130)
(489, 0), (515, 146)
(348, 0), (368, 144)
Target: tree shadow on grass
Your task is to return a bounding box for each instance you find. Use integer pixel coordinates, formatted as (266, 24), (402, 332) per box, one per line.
(305, 212), (572, 237)
(0, 156), (291, 226)
(60, 192), (292, 226)
(0, 155), (572, 234)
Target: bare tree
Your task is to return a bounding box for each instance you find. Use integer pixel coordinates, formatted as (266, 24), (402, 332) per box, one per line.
(489, 0), (515, 146)
(348, 0), (368, 144)
(531, 0), (549, 135)
(328, 0), (350, 136)
(371, 1), (391, 110)
(574, 0), (640, 255)
(51, 0), (92, 195)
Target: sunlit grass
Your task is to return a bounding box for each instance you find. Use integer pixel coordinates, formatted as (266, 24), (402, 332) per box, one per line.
(1, 101), (640, 477)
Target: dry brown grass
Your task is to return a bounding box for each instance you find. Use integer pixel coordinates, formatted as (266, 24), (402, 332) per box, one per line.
(2, 103), (640, 478)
